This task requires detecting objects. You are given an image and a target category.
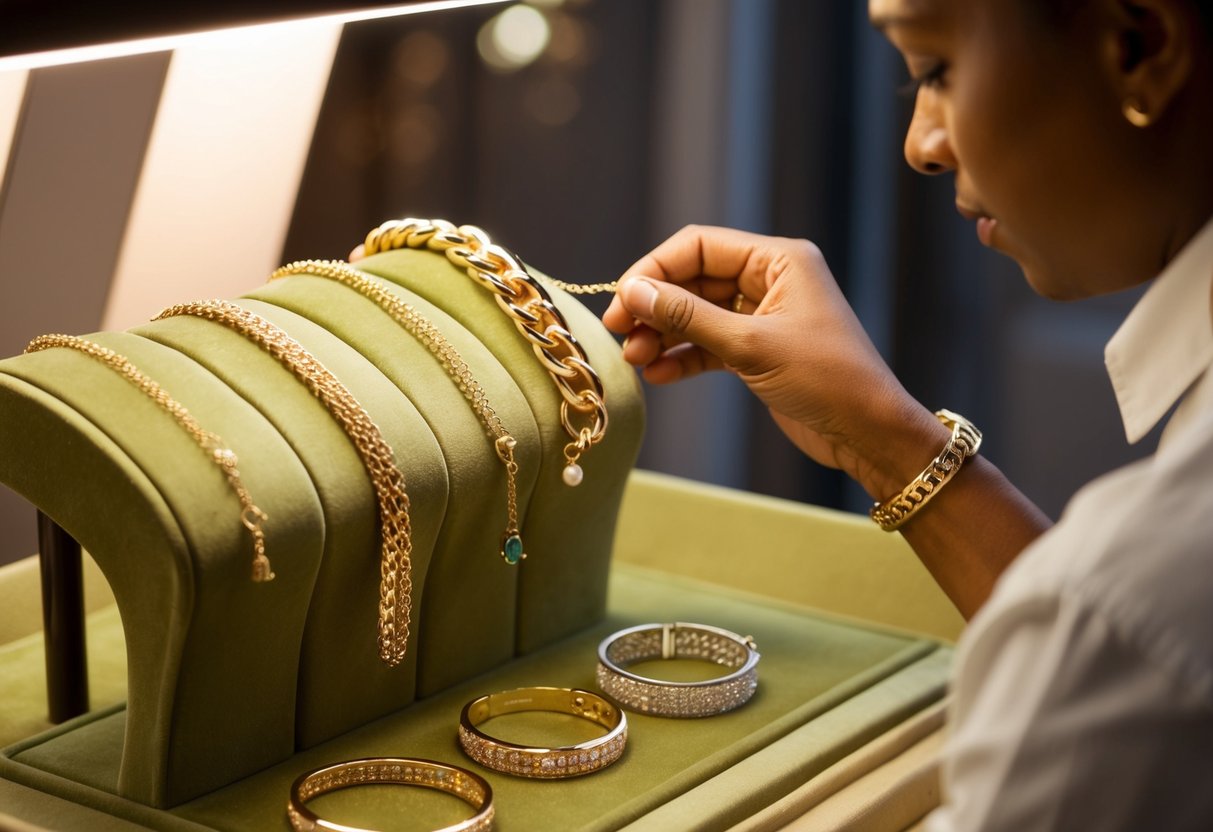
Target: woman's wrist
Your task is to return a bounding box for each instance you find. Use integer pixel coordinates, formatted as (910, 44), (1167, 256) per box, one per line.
(849, 400), (954, 503)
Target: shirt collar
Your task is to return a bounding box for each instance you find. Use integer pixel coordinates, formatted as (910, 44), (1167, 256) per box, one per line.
(1105, 215), (1213, 445)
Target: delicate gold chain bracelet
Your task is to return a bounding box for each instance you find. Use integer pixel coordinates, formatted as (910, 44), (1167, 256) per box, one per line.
(153, 301), (413, 666)
(269, 259), (526, 566)
(24, 334), (274, 582)
(870, 409), (982, 531)
(361, 218), (609, 487)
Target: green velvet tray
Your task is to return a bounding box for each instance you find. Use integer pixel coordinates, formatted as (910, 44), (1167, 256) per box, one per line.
(0, 565), (949, 831)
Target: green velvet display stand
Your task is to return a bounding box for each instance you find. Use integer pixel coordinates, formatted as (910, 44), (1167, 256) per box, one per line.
(0, 248), (645, 809)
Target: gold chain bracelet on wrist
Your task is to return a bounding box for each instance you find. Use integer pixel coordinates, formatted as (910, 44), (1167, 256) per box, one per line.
(360, 217), (609, 487)
(24, 335), (274, 582)
(269, 259), (526, 565)
(153, 301), (413, 667)
(870, 409), (982, 532)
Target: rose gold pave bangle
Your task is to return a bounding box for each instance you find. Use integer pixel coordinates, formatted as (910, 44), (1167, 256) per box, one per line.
(287, 758), (493, 832)
(458, 687), (627, 779)
(870, 409), (982, 532)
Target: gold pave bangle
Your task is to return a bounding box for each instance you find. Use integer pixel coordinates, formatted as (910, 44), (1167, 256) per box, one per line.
(870, 409), (982, 532)
(288, 758), (493, 832)
(153, 300), (413, 667)
(361, 218), (608, 487)
(269, 259), (526, 566)
(24, 335), (273, 582)
(458, 687), (627, 779)
(597, 623), (760, 718)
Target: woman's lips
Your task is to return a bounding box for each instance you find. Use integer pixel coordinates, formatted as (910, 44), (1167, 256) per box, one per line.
(956, 202), (997, 248)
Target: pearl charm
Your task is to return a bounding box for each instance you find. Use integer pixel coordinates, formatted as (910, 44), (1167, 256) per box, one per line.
(562, 463), (584, 487)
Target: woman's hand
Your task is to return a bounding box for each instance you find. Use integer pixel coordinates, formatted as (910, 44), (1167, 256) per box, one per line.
(606, 224), (1052, 617)
(603, 225), (944, 500)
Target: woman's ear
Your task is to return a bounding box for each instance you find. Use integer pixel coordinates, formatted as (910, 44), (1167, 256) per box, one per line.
(1103, 0), (1199, 126)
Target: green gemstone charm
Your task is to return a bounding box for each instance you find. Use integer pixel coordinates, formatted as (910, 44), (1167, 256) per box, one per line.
(501, 533), (526, 565)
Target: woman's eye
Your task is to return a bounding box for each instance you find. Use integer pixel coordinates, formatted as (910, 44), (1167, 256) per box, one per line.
(898, 62), (949, 97)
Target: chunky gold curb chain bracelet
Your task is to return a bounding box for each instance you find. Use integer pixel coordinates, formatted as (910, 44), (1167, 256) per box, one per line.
(24, 334), (274, 583)
(870, 409), (982, 532)
(361, 218), (610, 487)
(153, 301), (413, 667)
(269, 259), (527, 566)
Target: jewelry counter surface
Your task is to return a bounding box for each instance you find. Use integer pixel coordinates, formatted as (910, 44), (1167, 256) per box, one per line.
(0, 469), (963, 831)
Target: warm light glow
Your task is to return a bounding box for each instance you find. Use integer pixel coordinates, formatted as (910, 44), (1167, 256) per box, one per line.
(0, 0), (510, 72)
(477, 4), (551, 72)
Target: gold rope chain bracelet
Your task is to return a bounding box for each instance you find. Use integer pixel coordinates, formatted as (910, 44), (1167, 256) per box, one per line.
(23, 335), (274, 583)
(361, 218), (612, 487)
(153, 301), (413, 667)
(269, 259), (527, 566)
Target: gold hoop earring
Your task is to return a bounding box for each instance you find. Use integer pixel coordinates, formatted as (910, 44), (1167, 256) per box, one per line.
(1123, 98), (1151, 128)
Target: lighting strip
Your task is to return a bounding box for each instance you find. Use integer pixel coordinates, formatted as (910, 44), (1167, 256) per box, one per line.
(0, 0), (510, 72)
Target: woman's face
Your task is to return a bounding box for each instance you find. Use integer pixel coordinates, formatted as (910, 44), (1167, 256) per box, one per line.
(872, 0), (1157, 299)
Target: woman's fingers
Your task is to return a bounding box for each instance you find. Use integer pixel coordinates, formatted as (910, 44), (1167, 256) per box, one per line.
(617, 276), (746, 367)
(604, 225), (784, 333)
(641, 343), (726, 384)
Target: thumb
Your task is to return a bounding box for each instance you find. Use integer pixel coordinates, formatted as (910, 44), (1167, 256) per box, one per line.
(618, 277), (741, 357)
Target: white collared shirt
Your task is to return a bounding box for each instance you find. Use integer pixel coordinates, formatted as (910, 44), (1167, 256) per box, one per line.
(927, 215), (1213, 831)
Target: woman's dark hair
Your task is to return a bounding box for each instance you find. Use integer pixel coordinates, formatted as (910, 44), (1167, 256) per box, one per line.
(1033, 0), (1213, 37)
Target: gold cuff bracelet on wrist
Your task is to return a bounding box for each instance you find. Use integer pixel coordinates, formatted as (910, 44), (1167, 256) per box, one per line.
(458, 687), (627, 779)
(287, 758), (494, 832)
(870, 408), (982, 532)
(596, 622), (760, 718)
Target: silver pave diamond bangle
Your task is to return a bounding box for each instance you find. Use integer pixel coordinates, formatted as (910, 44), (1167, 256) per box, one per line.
(597, 622), (760, 718)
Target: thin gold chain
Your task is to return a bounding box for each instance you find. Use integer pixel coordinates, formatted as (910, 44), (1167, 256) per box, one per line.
(361, 217), (608, 487)
(541, 276), (619, 295)
(24, 334), (273, 583)
(269, 259), (526, 565)
(153, 300), (413, 667)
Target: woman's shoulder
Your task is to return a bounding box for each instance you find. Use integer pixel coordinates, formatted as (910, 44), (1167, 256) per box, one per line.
(978, 409), (1213, 704)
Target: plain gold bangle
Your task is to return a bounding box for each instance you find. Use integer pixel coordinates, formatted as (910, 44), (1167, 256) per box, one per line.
(458, 687), (627, 778)
(287, 758), (493, 832)
(870, 409), (982, 532)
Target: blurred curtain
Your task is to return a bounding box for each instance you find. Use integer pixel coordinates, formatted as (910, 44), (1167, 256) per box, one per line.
(283, 0), (1155, 519)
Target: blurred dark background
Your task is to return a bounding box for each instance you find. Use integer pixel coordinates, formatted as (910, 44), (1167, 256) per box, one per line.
(0, 0), (1157, 566)
(282, 0), (1156, 517)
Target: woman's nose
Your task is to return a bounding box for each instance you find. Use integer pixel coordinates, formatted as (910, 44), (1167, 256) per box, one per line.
(904, 94), (956, 175)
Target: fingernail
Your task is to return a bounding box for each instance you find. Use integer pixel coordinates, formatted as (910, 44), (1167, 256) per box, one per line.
(622, 278), (659, 320)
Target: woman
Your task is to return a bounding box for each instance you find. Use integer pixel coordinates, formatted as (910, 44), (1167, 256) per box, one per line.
(603, 0), (1213, 828)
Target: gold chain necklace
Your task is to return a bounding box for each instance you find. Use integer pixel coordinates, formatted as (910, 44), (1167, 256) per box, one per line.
(269, 259), (527, 566)
(23, 334), (274, 583)
(153, 301), (413, 667)
(361, 218), (610, 487)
